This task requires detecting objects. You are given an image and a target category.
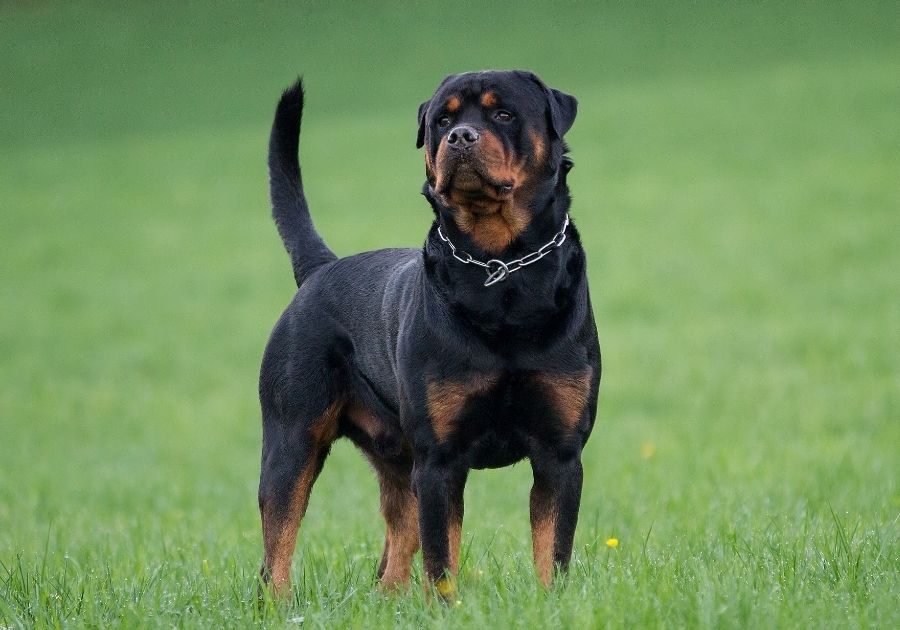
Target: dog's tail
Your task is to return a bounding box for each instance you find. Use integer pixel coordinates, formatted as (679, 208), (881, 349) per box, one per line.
(269, 78), (337, 287)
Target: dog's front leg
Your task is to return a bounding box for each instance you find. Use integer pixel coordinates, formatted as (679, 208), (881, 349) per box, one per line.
(529, 445), (584, 587)
(414, 459), (467, 601)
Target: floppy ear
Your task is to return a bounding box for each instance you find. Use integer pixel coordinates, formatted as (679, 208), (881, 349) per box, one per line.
(545, 87), (578, 139)
(416, 74), (460, 149)
(416, 99), (430, 148)
(517, 71), (578, 139)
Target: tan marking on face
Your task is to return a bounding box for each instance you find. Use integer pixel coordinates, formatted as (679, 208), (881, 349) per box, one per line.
(444, 130), (533, 253)
(432, 102), (552, 253)
(433, 137), (451, 192)
(425, 151), (435, 184)
(446, 95), (461, 112)
(480, 91), (497, 107)
(533, 368), (593, 431)
(529, 129), (546, 164)
(477, 129), (525, 186)
(262, 400), (342, 594)
(426, 374), (499, 442)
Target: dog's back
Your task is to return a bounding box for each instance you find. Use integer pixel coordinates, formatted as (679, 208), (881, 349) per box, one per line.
(266, 79), (426, 416)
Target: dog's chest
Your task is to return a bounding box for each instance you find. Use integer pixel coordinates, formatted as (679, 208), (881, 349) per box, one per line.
(440, 371), (586, 469)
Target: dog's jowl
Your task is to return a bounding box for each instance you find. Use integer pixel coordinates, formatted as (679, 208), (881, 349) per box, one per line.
(257, 70), (601, 599)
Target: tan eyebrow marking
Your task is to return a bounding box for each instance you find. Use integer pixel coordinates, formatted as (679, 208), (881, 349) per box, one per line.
(446, 96), (461, 112)
(480, 91), (497, 107)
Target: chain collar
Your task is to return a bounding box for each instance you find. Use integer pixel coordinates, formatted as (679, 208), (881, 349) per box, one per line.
(436, 214), (570, 287)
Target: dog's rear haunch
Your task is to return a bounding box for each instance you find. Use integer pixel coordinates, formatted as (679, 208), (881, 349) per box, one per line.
(258, 71), (600, 600)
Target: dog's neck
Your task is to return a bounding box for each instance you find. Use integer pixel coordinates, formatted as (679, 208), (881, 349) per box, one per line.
(424, 161), (571, 258)
(421, 166), (588, 348)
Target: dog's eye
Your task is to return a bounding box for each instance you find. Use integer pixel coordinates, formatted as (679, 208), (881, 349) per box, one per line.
(437, 116), (451, 128)
(494, 110), (514, 122)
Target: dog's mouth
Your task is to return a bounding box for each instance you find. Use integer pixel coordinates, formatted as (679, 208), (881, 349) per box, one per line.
(438, 161), (514, 211)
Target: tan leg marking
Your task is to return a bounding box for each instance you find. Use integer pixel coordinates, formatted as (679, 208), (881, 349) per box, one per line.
(377, 470), (420, 588)
(448, 517), (462, 575)
(344, 398), (382, 437)
(530, 507), (557, 587)
(377, 534), (390, 578)
(261, 400), (342, 595)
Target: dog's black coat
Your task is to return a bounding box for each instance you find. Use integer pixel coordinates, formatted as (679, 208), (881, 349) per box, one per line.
(258, 70), (600, 594)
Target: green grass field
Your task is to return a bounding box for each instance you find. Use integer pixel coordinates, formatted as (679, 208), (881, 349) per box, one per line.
(1, 1), (898, 627)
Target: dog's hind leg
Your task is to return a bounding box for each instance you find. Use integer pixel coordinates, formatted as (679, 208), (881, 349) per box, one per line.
(258, 392), (341, 597)
(373, 460), (419, 588)
(342, 399), (419, 589)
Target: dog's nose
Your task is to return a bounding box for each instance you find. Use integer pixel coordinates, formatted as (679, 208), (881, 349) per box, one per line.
(446, 125), (480, 149)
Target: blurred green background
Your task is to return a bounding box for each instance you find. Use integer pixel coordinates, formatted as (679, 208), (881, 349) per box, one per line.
(1, 1), (898, 627)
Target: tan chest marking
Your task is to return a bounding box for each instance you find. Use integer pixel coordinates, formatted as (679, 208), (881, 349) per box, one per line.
(426, 374), (500, 442)
(453, 201), (531, 254)
(532, 368), (593, 431)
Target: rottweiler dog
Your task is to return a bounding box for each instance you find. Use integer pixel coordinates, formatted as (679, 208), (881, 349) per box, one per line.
(258, 70), (600, 599)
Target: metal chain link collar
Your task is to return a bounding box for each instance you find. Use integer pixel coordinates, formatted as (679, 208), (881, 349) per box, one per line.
(436, 213), (570, 287)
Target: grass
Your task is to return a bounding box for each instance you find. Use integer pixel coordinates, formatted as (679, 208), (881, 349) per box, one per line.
(1, 1), (898, 627)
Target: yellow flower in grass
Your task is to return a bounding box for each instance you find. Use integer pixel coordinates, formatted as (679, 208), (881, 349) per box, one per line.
(606, 537), (619, 548)
(435, 575), (459, 604)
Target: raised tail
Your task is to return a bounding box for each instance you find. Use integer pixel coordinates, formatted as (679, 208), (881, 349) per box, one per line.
(269, 79), (337, 286)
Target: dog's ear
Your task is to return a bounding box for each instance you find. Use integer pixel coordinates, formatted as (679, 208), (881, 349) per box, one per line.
(416, 99), (430, 149)
(517, 71), (578, 139)
(545, 86), (577, 139)
(417, 74), (460, 149)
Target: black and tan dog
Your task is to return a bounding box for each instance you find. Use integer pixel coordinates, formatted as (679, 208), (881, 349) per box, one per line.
(258, 70), (600, 599)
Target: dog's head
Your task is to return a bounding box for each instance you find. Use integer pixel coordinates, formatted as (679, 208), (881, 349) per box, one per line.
(417, 70), (577, 253)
